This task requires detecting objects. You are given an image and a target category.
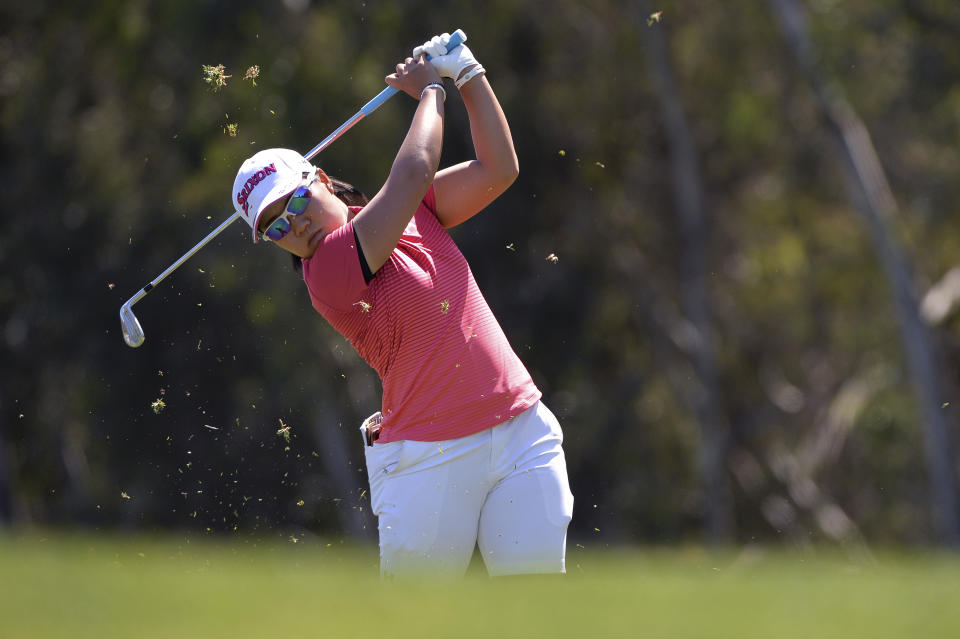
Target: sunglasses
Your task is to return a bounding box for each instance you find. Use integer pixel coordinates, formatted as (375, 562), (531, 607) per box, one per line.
(261, 176), (317, 242)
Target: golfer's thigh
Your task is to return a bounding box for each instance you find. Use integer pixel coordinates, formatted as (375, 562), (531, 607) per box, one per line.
(477, 444), (573, 576)
(372, 439), (487, 579)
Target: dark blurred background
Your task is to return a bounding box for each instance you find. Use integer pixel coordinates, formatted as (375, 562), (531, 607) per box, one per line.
(2, 0), (959, 550)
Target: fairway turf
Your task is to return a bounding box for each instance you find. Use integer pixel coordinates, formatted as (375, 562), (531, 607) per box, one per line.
(1, 533), (958, 638)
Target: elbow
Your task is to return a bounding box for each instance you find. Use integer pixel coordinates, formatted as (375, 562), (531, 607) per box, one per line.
(486, 145), (519, 192)
(416, 154), (440, 191)
(506, 156), (520, 185)
(394, 149), (439, 190)
(494, 155), (519, 192)
(505, 147), (520, 184)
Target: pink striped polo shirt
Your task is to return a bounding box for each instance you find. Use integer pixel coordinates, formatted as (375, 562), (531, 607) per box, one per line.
(301, 186), (541, 443)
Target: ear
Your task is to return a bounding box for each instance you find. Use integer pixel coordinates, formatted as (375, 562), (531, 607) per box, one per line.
(315, 168), (335, 193)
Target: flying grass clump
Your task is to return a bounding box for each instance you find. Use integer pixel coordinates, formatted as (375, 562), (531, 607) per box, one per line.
(203, 63), (261, 91)
(201, 64), (231, 91)
(277, 418), (291, 443)
(202, 65), (261, 136)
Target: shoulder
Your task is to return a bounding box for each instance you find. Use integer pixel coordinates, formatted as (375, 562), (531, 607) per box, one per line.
(302, 220), (369, 311)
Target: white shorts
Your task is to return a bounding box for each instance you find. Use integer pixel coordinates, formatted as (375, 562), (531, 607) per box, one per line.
(361, 401), (574, 578)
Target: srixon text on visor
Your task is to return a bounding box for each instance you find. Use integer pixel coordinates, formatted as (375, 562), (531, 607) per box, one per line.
(236, 163), (277, 215)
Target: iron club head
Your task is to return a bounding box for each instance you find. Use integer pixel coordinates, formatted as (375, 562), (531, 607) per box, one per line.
(120, 302), (145, 348)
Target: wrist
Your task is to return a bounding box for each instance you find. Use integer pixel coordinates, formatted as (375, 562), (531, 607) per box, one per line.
(420, 81), (447, 103)
(455, 65), (485, 90)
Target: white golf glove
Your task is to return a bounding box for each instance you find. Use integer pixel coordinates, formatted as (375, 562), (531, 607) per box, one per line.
(412, 33), (485, 89)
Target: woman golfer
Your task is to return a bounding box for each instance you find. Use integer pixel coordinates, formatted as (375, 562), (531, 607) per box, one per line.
(231, 35), (573, 578)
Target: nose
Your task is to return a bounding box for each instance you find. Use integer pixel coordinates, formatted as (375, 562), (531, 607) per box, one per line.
(291, 212), (311, 236)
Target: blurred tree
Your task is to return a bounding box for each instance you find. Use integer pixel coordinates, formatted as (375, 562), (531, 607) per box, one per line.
(0, 434), (12, 523)
(1, 0), (958, 549)
(637, 0), (731, 544)
(769, 0), (959, 546)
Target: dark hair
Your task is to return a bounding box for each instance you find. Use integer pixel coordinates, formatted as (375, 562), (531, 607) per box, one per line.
(291, 177), (369, 272)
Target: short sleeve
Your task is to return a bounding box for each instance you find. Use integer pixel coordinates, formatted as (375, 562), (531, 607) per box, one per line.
(301, 220), (369, 312)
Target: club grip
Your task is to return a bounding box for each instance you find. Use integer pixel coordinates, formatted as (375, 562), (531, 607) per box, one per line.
(438, 29), (467, 55)
(361, 29), (467, 115)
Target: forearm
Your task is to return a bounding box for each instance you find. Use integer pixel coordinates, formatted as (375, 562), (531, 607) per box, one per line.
(424, 37), (518, 227)
(355, 87), (445, 272)
(459, 74), (519, 183)
(392, 88), (445, 185)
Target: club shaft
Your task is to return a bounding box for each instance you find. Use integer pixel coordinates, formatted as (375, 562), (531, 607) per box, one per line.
(301, 28), (466, 160)
(125, 83), (399, 311)
(302, 87), (397, 160)
(124, 211), (240, 308)
(121, 28), (466, 330)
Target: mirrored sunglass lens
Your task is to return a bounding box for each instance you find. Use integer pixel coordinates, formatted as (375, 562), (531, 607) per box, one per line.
(287, 186), (310, 215)
(266, 217), (290, 240)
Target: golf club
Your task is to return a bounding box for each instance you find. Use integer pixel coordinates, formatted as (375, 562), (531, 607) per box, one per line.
(120, 29), (466, 348)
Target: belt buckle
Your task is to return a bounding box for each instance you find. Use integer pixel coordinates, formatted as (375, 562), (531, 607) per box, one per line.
(362, 411), (383, 447)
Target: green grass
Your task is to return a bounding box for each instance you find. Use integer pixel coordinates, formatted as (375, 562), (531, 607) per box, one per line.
(1, 532), (958, 638)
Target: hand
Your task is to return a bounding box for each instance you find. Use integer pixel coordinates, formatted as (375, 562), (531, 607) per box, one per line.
(384, 55), (443, 100)
(412, 33), (481, 83)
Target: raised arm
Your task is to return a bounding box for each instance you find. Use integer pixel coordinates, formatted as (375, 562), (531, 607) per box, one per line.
(353, 56), (446, 273)
(432, 71), (519, 228)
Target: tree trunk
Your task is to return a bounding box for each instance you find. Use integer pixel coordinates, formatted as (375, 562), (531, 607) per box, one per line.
(637, 0), (732, 544)
(768, 0), (960, 546)
(311, 408), (376, 542)
(0, 433), (12, 524)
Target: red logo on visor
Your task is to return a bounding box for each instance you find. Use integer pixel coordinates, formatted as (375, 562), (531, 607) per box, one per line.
(236, 163), (277, 216)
